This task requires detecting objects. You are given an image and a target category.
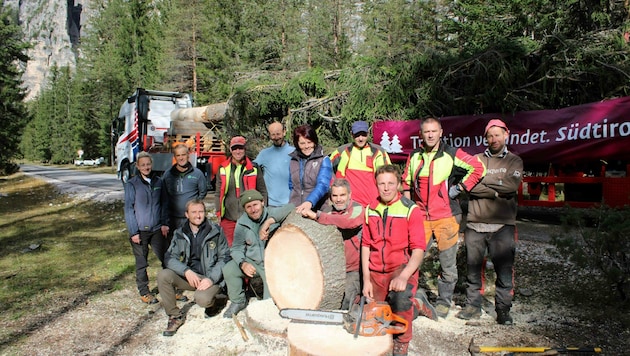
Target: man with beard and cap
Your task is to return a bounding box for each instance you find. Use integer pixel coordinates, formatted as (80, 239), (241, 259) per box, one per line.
(329, 120), (391, 206)
(215, 136), (267, 246)
(221, 190), (294, 318)
(254, 121), (294, 207)
(456, 119), (523, 325)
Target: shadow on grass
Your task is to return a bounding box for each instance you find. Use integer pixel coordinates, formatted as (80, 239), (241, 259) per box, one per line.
(0, 177), (132, 349)
(0, 265), (135, 349)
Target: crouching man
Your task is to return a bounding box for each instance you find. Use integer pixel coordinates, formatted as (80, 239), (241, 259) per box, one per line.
(222, 190), (294, 318)
(362, 165), (426, 356)
(157, 199), (230, 336)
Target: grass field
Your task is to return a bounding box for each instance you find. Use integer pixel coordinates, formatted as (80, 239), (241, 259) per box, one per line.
(0, 173), (154, 346)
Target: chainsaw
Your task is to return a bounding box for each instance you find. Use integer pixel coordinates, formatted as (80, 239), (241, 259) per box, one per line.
(279, 297), (408, 337)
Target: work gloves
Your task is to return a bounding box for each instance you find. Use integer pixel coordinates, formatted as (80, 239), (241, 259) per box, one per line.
(387, 284), (413, 312)
(449, 184), (462, 199)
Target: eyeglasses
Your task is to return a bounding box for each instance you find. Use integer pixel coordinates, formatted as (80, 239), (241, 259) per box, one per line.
(353, 132), (368, 138)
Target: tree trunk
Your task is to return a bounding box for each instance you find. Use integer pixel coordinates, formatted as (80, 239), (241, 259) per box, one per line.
(170, 102), (227, 122)
(265, 212), (346, 310)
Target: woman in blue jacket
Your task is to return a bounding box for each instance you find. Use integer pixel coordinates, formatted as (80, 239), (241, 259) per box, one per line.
(288, 124), (332, 213)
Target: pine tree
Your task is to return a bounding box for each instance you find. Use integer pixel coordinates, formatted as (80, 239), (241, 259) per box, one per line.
(0, 8), (30, 174)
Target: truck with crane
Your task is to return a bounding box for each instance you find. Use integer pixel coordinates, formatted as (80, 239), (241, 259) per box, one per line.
(111, 88), (227, 188)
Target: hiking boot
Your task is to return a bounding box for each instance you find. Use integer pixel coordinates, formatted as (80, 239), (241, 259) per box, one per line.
(223, 301), (247, 318)
(392, 339), (409, 356)
(204, 300), (218, 319)
(175, 292), (188, 302)
(413, 290), (438, 321)
(456, 305), (481, 320)
(140, 293), (158, 304)
(496, 308), (513, 325)
(435, 304), (450, 318)
(162, 316), (184, 336)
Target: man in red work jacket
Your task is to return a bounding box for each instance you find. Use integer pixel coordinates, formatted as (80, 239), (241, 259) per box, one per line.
(215, 136), (267, 246)
(362, 165), (426, 356)
(301, 178), (363, 309)
(403, 117), (485, 319)
(330, 120), (391, 206)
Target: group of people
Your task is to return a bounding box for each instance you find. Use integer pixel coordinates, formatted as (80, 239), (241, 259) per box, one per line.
(123, 116), (523, 356)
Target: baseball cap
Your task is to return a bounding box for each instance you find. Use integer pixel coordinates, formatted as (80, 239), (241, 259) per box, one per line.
(484, 119), (509, 135)
(351, 121), (369, 135)
(230, 136), (247, 149)
(240, 190), (264, 207)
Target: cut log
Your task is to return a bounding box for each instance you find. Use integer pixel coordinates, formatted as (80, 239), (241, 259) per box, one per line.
(170, 102), (227, 123)
(287, 322), (392, 356)
(265, 212), (345, 310)
(244, 298), (290, 339)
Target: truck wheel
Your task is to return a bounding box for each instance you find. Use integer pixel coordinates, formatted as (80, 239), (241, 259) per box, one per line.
(121, 163), (131, 183)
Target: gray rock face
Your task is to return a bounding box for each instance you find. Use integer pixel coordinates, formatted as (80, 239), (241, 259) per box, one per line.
(5, 0), (97, 100)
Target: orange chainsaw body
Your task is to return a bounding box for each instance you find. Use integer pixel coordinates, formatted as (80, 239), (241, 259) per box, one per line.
(343, 298), (408, 336)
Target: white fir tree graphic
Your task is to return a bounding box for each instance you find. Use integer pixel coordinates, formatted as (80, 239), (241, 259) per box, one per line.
(390, 134), (403, 153)
(380, 131), (392, 151)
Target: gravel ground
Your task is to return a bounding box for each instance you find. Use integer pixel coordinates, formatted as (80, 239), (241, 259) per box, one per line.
(3, 173), (626, 355)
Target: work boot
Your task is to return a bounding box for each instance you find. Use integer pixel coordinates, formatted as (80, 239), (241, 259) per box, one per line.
(496, 308), (513, 325)
(392, 339), (409, 356)
(223, 301), (247, 318)
(413, 290), (438, 321)
(140, 293), (158, 304)
(456, 305), (481, 320)
(435, 304), (450, 318)
(162, 316), (184, 336)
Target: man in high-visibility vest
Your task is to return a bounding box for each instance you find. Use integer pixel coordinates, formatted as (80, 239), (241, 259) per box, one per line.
(215, 136), (267, 246)
(329, 120), (391, 206)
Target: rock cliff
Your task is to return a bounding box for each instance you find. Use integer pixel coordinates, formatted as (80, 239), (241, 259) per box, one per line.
(5, 0), (97, 100)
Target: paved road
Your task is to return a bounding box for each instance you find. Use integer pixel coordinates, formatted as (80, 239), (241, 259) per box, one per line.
(20, 164), (124, 202)
(19, 164), (217, 207)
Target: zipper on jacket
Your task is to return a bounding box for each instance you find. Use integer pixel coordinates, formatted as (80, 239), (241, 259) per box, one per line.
(380, 207), (388, 273)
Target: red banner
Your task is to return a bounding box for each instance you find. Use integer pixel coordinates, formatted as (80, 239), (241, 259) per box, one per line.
(374, 96), (630, 165)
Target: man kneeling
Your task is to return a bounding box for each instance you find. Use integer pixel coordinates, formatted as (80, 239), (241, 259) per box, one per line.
(222, 190), (293, 318)
(158, 199), (230, 336)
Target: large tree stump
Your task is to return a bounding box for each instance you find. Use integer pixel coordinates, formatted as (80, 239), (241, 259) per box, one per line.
(287, 322), (392, 356)
(244, 298), (290, 339)
(265, 212), (346, 310)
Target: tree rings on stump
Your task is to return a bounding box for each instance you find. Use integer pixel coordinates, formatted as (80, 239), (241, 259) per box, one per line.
(265, 213), (345, 310)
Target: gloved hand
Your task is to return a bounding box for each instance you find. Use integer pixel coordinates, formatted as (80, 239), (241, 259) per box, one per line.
(448, 184), (462, 199)
(387, 283), (413, 312)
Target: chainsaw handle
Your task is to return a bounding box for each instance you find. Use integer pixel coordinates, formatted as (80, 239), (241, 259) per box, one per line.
(382, 312), (408, 335)
(354, 296), (366, 339)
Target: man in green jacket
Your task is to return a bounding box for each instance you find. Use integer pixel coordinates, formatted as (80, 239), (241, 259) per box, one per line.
(222, 190), (294, 318)
(157, 199), (230, 336)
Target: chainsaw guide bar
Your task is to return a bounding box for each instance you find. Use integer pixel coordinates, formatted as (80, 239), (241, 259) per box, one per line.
(279, 308), (346, 325)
